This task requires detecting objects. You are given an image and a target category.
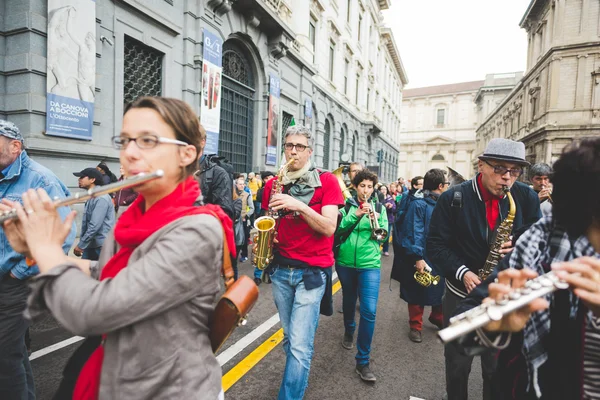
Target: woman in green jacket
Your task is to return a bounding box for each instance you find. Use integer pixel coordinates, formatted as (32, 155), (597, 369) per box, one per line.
(335, 169), (387, 383)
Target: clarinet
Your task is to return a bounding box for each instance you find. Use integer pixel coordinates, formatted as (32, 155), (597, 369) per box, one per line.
(0, 170), (164, 224)
(438, 270), (569, 344)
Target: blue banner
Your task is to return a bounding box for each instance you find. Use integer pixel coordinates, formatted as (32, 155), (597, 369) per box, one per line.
(266, 74), (280, 166)
(201, 29), (223, 155)
(46, 0), (96, 140)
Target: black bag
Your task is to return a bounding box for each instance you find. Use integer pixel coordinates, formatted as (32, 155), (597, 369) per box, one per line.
(52, 336), (102, 400)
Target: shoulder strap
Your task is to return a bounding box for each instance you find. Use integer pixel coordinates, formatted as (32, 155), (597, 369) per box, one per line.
(451, 186), (463, 208)
(208, 211), (234, 290)
(375, 202), (382, 214)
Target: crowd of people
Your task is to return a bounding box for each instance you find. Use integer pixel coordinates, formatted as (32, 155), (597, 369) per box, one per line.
(0, 98), (598, 400)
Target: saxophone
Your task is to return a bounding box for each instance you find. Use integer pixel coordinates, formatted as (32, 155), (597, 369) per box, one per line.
(252, 159), (295, 270)
(478, 186), (516, 281)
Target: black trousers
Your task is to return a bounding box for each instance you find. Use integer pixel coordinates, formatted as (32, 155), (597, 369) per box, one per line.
(443, 290), (497, 400)
(0, 275), (35, 400)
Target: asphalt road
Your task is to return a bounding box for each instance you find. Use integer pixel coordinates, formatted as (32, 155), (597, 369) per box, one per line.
(29, 248), (484, 399)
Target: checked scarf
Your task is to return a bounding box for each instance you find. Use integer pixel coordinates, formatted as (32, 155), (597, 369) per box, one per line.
(508, 214), (598, 397)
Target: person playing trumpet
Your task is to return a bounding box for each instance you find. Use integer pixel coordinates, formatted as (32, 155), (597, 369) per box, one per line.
(391, 168), (448, 343)
(0, 97), (235, 400)
(453, 138), (600, 400)
(335, 169), (387, 382)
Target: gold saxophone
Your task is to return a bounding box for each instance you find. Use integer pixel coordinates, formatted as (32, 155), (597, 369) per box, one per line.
(478, 186), (516, 281)
(252, 159), (295, 270)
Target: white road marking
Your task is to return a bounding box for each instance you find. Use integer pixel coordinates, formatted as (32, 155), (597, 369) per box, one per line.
(28, 272), (339, 364)
(409, 397), (426, 400)
(29, 336), (84, 361)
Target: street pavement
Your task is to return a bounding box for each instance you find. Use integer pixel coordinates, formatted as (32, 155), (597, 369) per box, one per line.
(29, 248), (484, 399)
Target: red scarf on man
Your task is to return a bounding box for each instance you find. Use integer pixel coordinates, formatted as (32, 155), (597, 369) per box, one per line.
(477, 174), (503, 230)
(73, 177), (235, 400)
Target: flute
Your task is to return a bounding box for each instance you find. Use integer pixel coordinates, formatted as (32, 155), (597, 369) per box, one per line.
(438, 270), (569, 344)
(0, 170), (164, 224)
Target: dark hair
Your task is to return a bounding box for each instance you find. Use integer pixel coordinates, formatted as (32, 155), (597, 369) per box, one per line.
(529, 163), (552, 180)
(124, 97), (204, 178)
(261, 171), (274, 180)
(352, 169), (378, 188)
(423, 168), (447, 191)
(411, 176), (424, 188)
(97, 162), (118, 183)
(552, 138), (600, 236)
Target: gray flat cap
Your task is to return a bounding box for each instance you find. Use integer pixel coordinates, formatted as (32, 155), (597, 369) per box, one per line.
(0, 119), (23, 143)
(478, 138), (529, 166)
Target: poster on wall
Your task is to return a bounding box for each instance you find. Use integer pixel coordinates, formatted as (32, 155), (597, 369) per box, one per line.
(45, 0), (96, 140)
(304, 98), (312, 127)
(201, 29), (223, 155)
(266, 73), (280, 166)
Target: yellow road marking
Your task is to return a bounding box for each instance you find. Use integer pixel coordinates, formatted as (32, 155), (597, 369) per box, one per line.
(222, 280), (342, 391)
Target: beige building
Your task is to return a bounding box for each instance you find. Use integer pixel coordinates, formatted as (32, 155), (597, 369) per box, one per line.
(475, 0), (600, 168)
(398, 73), (521, 180)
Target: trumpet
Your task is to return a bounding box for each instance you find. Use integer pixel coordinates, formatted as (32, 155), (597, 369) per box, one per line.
(0, 170), (164, 224)
(361, 193), (387, 241)
(414, 264), (441, 287)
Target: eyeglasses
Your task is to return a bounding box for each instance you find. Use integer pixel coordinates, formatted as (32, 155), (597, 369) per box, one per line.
(483, 160), (523, 177)
(445, 182), (450, 185)
(112, 135), (188, 150)
(283, 143), (310, 152)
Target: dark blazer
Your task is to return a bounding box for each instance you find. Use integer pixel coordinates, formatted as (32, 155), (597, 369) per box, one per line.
(426, 175), (541, 298)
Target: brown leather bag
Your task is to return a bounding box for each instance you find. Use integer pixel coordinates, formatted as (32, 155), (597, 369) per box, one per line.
(209, 224), (260, 353)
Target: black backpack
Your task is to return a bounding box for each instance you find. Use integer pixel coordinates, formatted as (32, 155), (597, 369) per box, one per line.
(207, 155), (234, 183)
(333, 201), (383, 258)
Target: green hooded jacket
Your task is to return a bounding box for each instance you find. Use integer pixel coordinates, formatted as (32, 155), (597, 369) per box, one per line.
(335, 197), (388, 269)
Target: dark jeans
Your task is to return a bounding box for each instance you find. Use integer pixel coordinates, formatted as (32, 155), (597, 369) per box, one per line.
(0, 275), (35, 400)
(443, 290), (497, 400)
(336, 265), (380, 366)
(240, 222), (250, 259)
(382, 222), (393, 253)
(82, 247), (101, 261)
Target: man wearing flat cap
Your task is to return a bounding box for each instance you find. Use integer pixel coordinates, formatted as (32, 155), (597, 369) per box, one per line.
(0, 119), (76, 398)
(426, 138), (542, 400)
(72, 167), (115, 260)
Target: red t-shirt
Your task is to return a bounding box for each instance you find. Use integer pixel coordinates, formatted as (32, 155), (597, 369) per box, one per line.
(261, 172), (344, 267)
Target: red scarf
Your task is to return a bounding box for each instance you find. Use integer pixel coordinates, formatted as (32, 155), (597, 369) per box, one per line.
(73, 177), (235, 400)
(477, 174), (502, 230)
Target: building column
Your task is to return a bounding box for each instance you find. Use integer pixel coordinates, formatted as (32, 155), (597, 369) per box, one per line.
(545, 139), (553, 164)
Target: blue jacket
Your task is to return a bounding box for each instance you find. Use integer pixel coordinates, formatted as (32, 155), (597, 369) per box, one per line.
(79, 193), (115, 250)
(392, 192), (445, 305)
(0, 151), (76, 279)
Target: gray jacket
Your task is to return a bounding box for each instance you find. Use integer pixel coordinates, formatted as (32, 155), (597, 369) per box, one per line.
(26, 214), (223, 399)
(79, 194), (115, 250)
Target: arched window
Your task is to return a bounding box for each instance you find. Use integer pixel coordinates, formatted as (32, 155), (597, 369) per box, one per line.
(324, 119), (332, 169)
(367, 135), (372, 154)
(340, 127), (346, 156)
(432, 153), (445, 161)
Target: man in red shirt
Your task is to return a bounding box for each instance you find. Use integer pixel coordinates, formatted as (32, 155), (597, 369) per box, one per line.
(260, 126), (343, 400)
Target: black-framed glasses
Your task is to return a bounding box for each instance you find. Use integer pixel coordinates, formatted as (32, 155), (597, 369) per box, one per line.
(283, 143), (310, 152)
(112, 134), (188, 150)
(444, 181), (451, 185)
(483, 160), (523, 177)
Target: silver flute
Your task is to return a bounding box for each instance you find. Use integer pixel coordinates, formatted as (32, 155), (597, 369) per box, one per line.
(0, 170), (164, 224)
(438, 270), (569, 344)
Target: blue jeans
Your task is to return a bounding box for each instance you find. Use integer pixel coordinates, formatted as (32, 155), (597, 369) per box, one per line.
(271, 266), (327, 400)
(254, 266), (262, 280)
(336, 265), (380, 366)
(382, 222), (393, 253)
(0, 276), (35, 400)
(82, 247), (101, 261)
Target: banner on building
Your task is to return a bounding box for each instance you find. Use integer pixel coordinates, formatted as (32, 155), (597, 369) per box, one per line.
(304, 98), (312, 127)
(46, 0), (96, 140)
(266, 74), (280, 166)
(201, 29), (223, 155)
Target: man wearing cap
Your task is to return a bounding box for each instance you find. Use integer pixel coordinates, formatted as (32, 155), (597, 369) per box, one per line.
(427, 138), (541, 400)
(0, 119), (76, 399)
(72, 167), (115, 261)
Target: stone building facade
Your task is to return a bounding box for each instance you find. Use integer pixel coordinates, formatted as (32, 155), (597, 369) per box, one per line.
(0, 0), (407, 189)
(398, 73), (522, 180)
(475, 0), (600, 168)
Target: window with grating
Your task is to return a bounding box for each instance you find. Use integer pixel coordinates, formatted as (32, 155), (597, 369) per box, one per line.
(340, 128), (345, 156)
(323, 120), (331, 169)
(123, 36), (163, 105)
(222, 43), (254, 88)
(280, 112), (294, 146)
(351, 131), (357, 161)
